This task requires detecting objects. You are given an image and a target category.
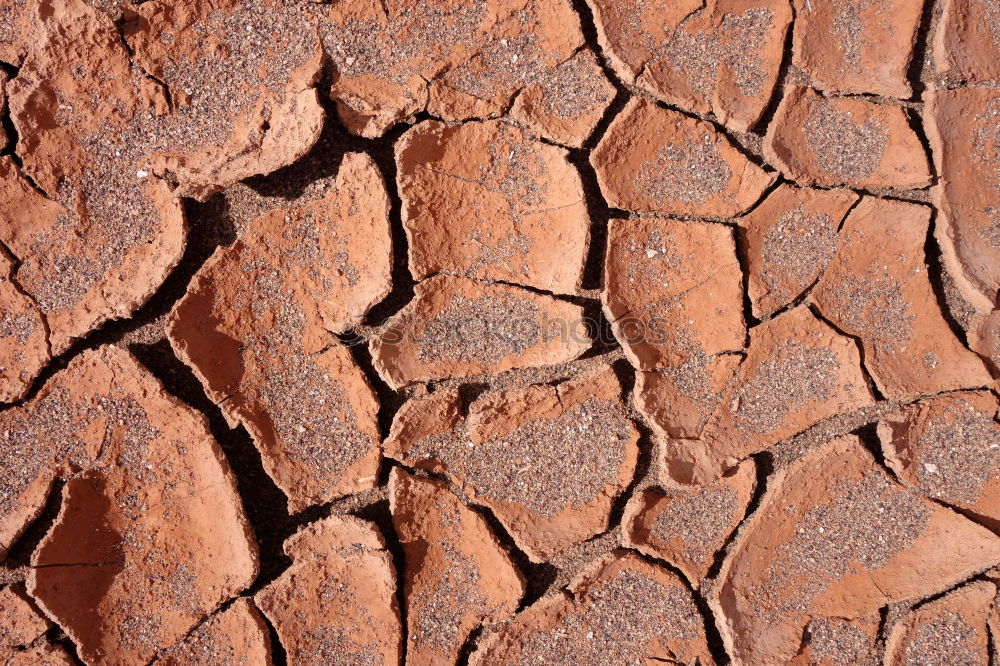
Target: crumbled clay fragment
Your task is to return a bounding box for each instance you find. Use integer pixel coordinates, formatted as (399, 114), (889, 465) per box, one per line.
(508, 49), (616, 148)
(370, 275), (590, 390)
(711, 435), (1000, 666)
(0, 247), (50, 404)
(388, 469), (524, 664)
(125, 0), (325, 200)
(622, 459), (755, 586)
(884, 581), (996, 666)
(811, 197), (992, 399)
(926, 88), (1000, 312)
(384, 366), (639, 561)
(168, 153), (387, 512)
(470, 551), (716, 665)
(0, 585), (48, 649)
(764, 86), (931, 189)
(737, 184), (859, 319)
(792, 0), (923, 97)
(934, 0), (1000, 84)
(27, 347), (259, 666)
(663, 306), (874, 484)
(592, 98), (774, 216)
(396, 120), (590, 293)
(635, 353), (742, 439)
(322, 0), (584, 137)
(153, 598), (272, 666)
(586, 0), (791, 131)
(879, 391), (1000, 530)
(604, 217), (746, 370)
(0, 0), (28, 65)
(968, 309), (1000, 372)
(788, 615), (881, 666)
(255, 515), (402, 666)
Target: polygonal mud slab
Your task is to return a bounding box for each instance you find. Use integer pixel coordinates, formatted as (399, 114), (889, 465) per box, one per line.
(634, 352), (742, 439)
(792, 0), (924, 97)
(586, 0), (791, 131)
(168, 152), (389, 512)
(787, 615), (880, 666)
(396, 119), (590, 293)
(622, 458), (755, 586)
(508, 49), (616, 148)
(764, 86), (931, 189)
(603, 216), (745, 370)
(26, 347), (258, 666)
(969, 309), (1000, 372)
(389, 469), (524, 664)
(592, 98), (774, 217)
(737, 184), (858, 319)
(384, 365), (639, 561)
(3, 0), (326, 363)
(0, 584), (49, 651)
(926, 87), (1000, 313)
(0, 247), (50, 403)
(879, 391), (1000, 530)
(884, 581), (995, 666)
(661, 306), (874, 484)
(255, 515), (402, 666)
(934, 0), (1000, 84)
(152, 598), (271, 666)
(321, 0), (584, 137)
(471, 551), (717, 665)
(711, 434), (1000, 666)
(370, 275), (590, 389)
(811, 197), (992, 399)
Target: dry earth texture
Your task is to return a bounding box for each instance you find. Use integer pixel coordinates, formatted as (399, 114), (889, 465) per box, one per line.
(2, 0), (1000, 664)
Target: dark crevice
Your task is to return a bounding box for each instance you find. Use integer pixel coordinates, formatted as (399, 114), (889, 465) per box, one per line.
(749, 16), (795, 137)
(628, 549), (732, 665)
(906, 0), (939, 102)
(259, 606), (288, 666)
(336, 329), (404, 441)
(924, 209), (974, 345)
(808, 303), (888, 403)
(1, 478), (64, 574)
(455, 623), (488, 666)
(703, 450), (774, 583)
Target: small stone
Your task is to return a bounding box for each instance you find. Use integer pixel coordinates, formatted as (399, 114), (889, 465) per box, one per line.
(27, 347), (259, 666)
(470, 551), (716, 665)
(396, 120), (589, 293)
(153, 598), (272, 666)
(369, 275), (590, 390)
(254, 515), (402, 666)
(622, 458), (755, 586)
(884, 581), (995, 666)
(711, 435), (1000, 665)
(389, 469), (524, 664)
(168, 153), (388, 512)
(879, 391), (1000, 530)
(663, 306), (874, 484)
(737, 183), (858, 319)
(591, 97), (774, 216)
(508, 49), (616, 147)
(604, 217), (746, 370)
(792, 0), (924, 97)
(384, 366), (639, 561)
(587, 0), (791, 131)
(764, 86), (932, 189)
(934, 0), (1000, 84)
(926, 87), (1000, 313)
(811, 197), (992, 399)
(635, 353), (742, 439)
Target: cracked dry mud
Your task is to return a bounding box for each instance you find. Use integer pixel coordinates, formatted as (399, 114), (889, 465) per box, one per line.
(1, 0), (1000, 664)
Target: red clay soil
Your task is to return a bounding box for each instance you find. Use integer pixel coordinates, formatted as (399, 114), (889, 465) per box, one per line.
(1, 0), (1000, 664)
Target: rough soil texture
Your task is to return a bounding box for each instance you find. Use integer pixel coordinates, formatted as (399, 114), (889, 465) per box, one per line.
(2, 0), (1000, 664)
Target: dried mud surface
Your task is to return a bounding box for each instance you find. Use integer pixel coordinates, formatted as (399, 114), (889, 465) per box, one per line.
(2, 0), (1000, 664)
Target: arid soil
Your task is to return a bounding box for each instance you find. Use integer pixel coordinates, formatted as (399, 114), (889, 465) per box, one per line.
(2, 0), (1000, 664)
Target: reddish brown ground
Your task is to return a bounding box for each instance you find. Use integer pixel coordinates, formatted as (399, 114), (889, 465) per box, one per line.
(1, 0), (999, 664)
